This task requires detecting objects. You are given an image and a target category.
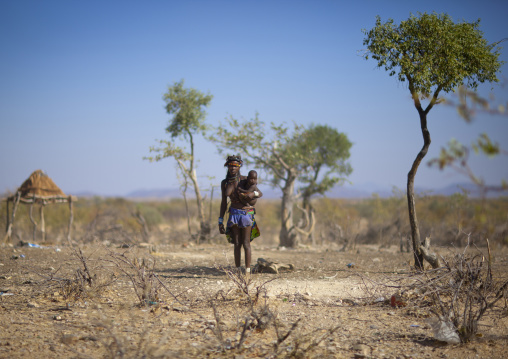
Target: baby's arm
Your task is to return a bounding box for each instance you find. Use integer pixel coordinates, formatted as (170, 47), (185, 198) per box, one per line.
(238, 183), (257, 193)
(251, 185), (262, 198)
(240, 185), (262, 206)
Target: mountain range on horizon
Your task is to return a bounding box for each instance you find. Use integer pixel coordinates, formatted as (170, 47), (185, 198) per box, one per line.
(67, 182), (508, 200)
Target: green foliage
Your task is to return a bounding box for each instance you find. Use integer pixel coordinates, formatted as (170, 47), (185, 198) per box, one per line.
(135, 203), (163, 229)
(211, 116), (352, 194)
(429, 134), (507, 191)
(211, 114), (300, 180)
(429, 84), (508, 194)
(145, 79), (213, 164)
(288, 124), (352, 198)
(163, 79), (213, 138)
(472, 133), (500, 157)
(452, 84), (508, 123)
(362, 12), (503, 96)
(429, 134), (500, 175)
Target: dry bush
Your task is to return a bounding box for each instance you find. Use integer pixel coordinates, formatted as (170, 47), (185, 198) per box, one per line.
(420, 238), (508, 342)
(206, 264), (341, 357)
(39, 247), (116, 301)
(208, 264), (277, 352)
(215, 264), (272, 303)
(92, 317), (175, 359)
(357, 236), (508, 344)
(107, 250), (161, 306)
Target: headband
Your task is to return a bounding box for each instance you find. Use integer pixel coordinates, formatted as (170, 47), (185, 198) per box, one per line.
(224, 155), (243, 167)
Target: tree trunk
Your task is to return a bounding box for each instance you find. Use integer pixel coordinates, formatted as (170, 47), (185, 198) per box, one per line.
(407, 110), (431, 270)
(279, 175), (298, 247)
(182, 187), (192, 236)
(189, 169), (208, 243)
(301, 194), (316, 243)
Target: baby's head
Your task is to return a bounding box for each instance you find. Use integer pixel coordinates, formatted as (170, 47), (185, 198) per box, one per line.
(247, 170), (258, 186)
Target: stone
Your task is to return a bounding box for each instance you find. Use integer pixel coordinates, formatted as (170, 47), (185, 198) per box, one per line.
(353, 343), (370, 356)
(61, 335), (79, 345)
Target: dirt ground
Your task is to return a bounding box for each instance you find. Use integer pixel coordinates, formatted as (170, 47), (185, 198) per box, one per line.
(0, 241), (507, 359)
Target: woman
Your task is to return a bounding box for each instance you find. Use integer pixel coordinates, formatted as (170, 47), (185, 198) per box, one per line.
(219, 155), (262, 275)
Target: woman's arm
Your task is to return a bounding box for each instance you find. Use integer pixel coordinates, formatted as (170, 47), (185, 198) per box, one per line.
(219, 180), (228, 218)
(218, 180), (228, 234)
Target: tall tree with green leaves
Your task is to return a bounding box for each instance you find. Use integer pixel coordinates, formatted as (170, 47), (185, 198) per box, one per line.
(285, 124), (352, 241)
(362, 12), (502, 269)
(211, 116), (352, 247)
(145, 80), (213, 243)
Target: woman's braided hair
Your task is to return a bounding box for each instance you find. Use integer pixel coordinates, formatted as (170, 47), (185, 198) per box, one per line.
(224, 154), (243, 167)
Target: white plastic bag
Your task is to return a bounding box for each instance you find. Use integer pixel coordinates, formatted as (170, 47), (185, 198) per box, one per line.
(426, 317), (460, 344)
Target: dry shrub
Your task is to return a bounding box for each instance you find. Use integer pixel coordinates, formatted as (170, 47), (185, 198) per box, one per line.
(92, 316), (174, 359)
(107, 250), (161, 306)
(358, 236), (508, 343)
(39, 247), (115, 301)
(420, 237), (508, 342)
(207, 264), (341, 357)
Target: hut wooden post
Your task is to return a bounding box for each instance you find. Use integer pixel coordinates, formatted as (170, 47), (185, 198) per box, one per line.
(3, 192), (21, 243)
(4, 199), (9, 234)
(29, 195), (38, 242)
(40, 204), (46, 242)
(67, 196), (74, 241)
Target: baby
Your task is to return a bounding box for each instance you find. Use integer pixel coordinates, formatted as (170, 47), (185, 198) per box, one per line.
(237, 170), (262, 206)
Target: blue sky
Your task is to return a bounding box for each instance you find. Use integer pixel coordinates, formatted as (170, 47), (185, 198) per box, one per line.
(1, 0), (507, 197)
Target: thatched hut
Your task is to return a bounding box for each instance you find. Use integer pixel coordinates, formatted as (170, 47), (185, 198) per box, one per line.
(3, 170), (77, 243)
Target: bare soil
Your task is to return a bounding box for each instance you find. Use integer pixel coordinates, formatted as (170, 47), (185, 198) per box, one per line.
(1, 242), (507, 358)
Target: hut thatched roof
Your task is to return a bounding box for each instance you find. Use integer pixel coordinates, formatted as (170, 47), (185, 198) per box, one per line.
(10, 170), (69, 204)
(3, 170), (77, 243)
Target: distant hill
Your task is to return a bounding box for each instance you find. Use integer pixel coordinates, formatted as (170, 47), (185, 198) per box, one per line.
(327, 182), (508, 199)
(426, 182), (508, 197)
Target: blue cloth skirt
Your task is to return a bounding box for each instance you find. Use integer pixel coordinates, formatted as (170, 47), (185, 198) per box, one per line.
(227, 207), (254, 228)
(225, 207), (260, 243)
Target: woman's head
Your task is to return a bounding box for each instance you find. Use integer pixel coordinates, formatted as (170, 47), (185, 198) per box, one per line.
(224, 155), (243, 176)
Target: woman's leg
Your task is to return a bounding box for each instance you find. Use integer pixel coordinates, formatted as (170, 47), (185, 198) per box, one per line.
(231, 226), (242, 268)
(241, 226), (252, 270)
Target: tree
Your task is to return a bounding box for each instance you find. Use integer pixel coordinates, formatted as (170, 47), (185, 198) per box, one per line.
(145, 80), (213, 243)
(362, 12), (502, 269)
(211, 115), (352, 247)
(283, 124), (352, 242)
(429, 85), (508, 195)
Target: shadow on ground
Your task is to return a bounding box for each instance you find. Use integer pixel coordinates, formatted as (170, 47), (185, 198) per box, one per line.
(157, 265), (227, 278)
